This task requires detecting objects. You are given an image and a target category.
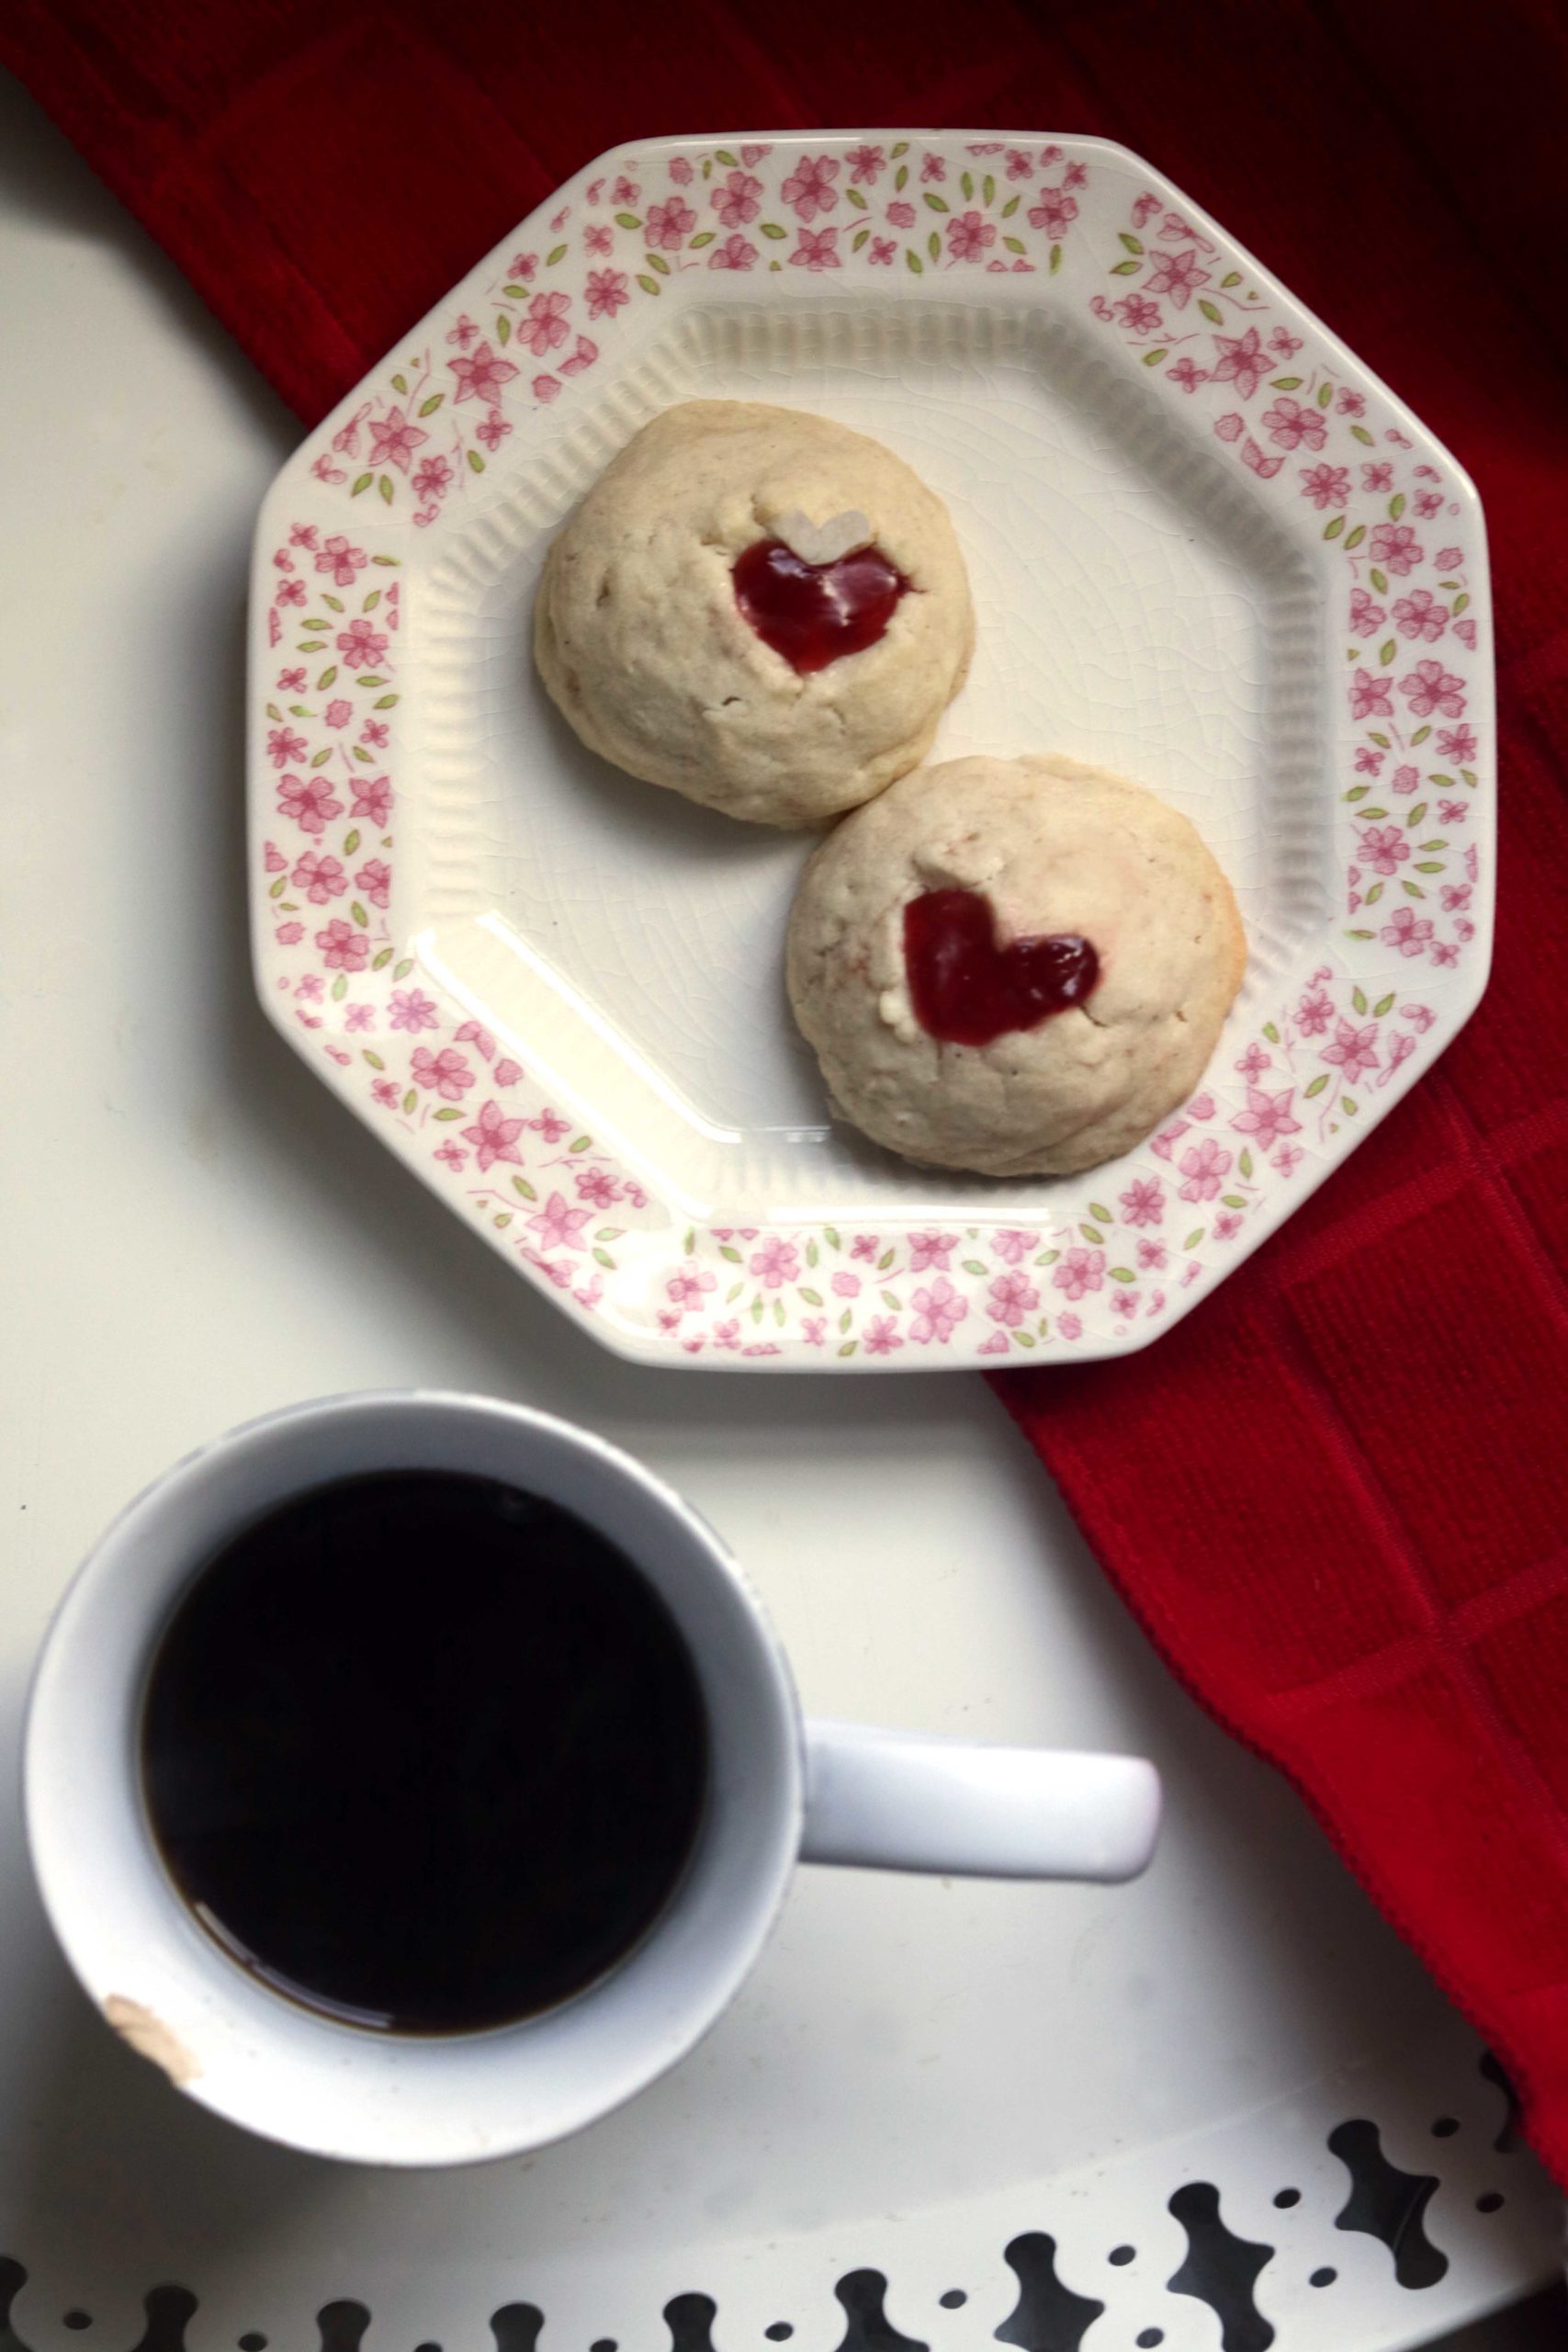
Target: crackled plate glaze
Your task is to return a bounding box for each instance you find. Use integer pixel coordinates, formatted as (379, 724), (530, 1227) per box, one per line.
(248, 133), (1493, 1369)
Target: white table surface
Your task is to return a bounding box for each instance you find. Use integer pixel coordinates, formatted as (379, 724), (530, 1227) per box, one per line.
(0, 68), (1559, 2352)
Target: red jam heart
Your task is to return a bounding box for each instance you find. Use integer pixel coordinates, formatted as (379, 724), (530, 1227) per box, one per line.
(904, 888), (1100, 1046)
(733, 538), (908, 673)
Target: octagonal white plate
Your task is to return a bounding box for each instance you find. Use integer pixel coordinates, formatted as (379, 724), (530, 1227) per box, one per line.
(248, 133), (1494, 1368)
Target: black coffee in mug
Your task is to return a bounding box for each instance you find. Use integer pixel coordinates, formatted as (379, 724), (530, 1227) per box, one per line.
(140, 1472), (709, 2034)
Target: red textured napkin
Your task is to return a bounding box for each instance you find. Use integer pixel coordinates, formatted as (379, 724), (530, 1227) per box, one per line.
(7, 0), (1568, 2184)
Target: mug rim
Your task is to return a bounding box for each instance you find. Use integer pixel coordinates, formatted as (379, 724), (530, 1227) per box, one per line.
(25, 1390), (806, 2165)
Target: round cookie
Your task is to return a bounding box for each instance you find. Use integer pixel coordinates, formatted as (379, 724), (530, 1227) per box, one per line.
(534, 401), (973, 828)
(785, 753), (1247, 1178)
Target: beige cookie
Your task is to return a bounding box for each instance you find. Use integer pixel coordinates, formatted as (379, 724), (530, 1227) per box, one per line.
(534, 401), (974, 828)
(786, 753), (1247, 1178)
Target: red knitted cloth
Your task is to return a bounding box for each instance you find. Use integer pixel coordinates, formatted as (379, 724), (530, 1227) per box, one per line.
(6, 0), (1567, 2183)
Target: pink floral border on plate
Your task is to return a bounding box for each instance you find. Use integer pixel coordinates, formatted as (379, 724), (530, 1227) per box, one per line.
(249, 132), (1493, 1370)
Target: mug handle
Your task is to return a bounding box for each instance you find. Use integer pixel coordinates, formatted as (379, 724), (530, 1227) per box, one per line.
(800, 1721), (1160, 1883)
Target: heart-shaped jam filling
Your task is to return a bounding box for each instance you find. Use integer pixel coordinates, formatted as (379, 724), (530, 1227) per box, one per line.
(904, 888), (1099, 1046)
(733, 538), (908, 673)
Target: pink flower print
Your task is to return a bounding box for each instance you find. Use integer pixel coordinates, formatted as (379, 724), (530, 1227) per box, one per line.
(1131, 190), (1161, 227)
(277, 774), (343, 834)
(337, 617), (389, 669)
(1213, 1211), (1243, 1241)
(712, 168), (762, 227)
(320, 698), (351, 730)
(1436, 725), (1477, 763)
(1392, 763), (1420, 794)
(412, 455), (453, 502)
(1114, 293), (1162, 334)
(868, 237), (896, 266)
(1400, 658), (1465, 718)
(886, 198), (917, 229)
(750, 1237), (800, 1289)
(1058, 1313), (1083, 1341)
(1355, 748), (1384, 777)
(1027, 188), (1078, 237)
(1137, 1238), (1168, 1272)
(1150, 1119), (1189, 1160)
(1441, 882), (1472, 912)
(288, 524), (319, 551)
(446, 313), (479, 348)
(296, 974), (324, 1002)
(790, 226), (840, 271)
(1438, 798), (1468, 825)
(1167, 357), (1208, 392)
(355, 723), (389, 758)
(509, 249), (539, 278)
(493, 1057), (523, 1088)
(947, 209), (997, 262)
(992, 1228), (1034, 1265)
(642, 195), (694, 251)
(388, 988), (438, 1032)
(987, 1271), (1040, 1329)
(454, 1019), (494, 1062)
(449, 341), (520, 403)
(275, 920), (304, 945)
(802, 1315), (827, 1347)
(1359, 823), (1409, 875)
(711, 1319), (741, 1352)
(519, 289), (570, 356)
(611, 176), (639, 209)
(367, 406), (428, 475)
(667, 1264), (716, 1309)
(468, 410), (511, 457)
(1336, 388), (1366, 416)
(1414, 488), (1443, 518)
(864, 1316), (904, 1358)
(292, 850), (347, 903)
(273, 548), (296, 574)
(1370, 521), (1424, 576)
(1231, 1084), (1301, 1149)
(1349, 668), (1393, 720)
(355, 857), (391, 909)
(1005, 147), (1033, 179)
(527, 1191), (591, 1253)
(574, 1166), (623, 1209)
(530, 1106), (570, 1144)
(264, 839), (288, 875)
(267, 725), (308, 768)
(1269, 326), (1303, 358)
(1054, 1247), (1105, 1302)
(583, 221), (613, 255)
(1393, 588), (1447, 641)
(533, 376), (561, 404)
(276, 667), (307, 693)
(372, 1078), (400, 1109)
(331, 406), (369, 458)
(581, 265), (632, 322)
(315, 919), (367, 972)
(845, 143), (886, 184)
(315, 534), (367, 586)
(1323, 1018), (1380, 1081)
(909, 1276), (968, 1345)
(830, 1271), (861, 1298)
(1178, 1138), (1233, 1203)
(1242, 437), (1284, 481)
(1361, 460), (1394, 492)
(1210, 327), (1270, 398)
(461, 1099), (525, 1171)
(1299, 463), (1350, 510)
(1145, 248), (1211, 310)
(410, 1046), (474, 1100)
(1110, 1283), (1141, 1317)
(908, 1231), (956, 1272)
(1430, 940), (1459, 967)
(1349, 586), (1386, 638)
(1296, 988), (1333, 1036)
(1453, 616), (1478, 649)
(351, 774), (392, 826)
(1381, 906), (1435, 958)
(1427, 544), (1462, 575)
(708, 234), (758, 271)
(1121, 1177), (1165, 1227)
(851, 1234), (879, 1261)
(434, 1140), (467, 1172)
(1235, 1042), (1272, 1082)
(1404, 1002), (1437, 1032)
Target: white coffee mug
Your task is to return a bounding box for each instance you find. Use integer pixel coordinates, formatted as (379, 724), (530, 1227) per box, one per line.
(25, 1392), (1159, 2166)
